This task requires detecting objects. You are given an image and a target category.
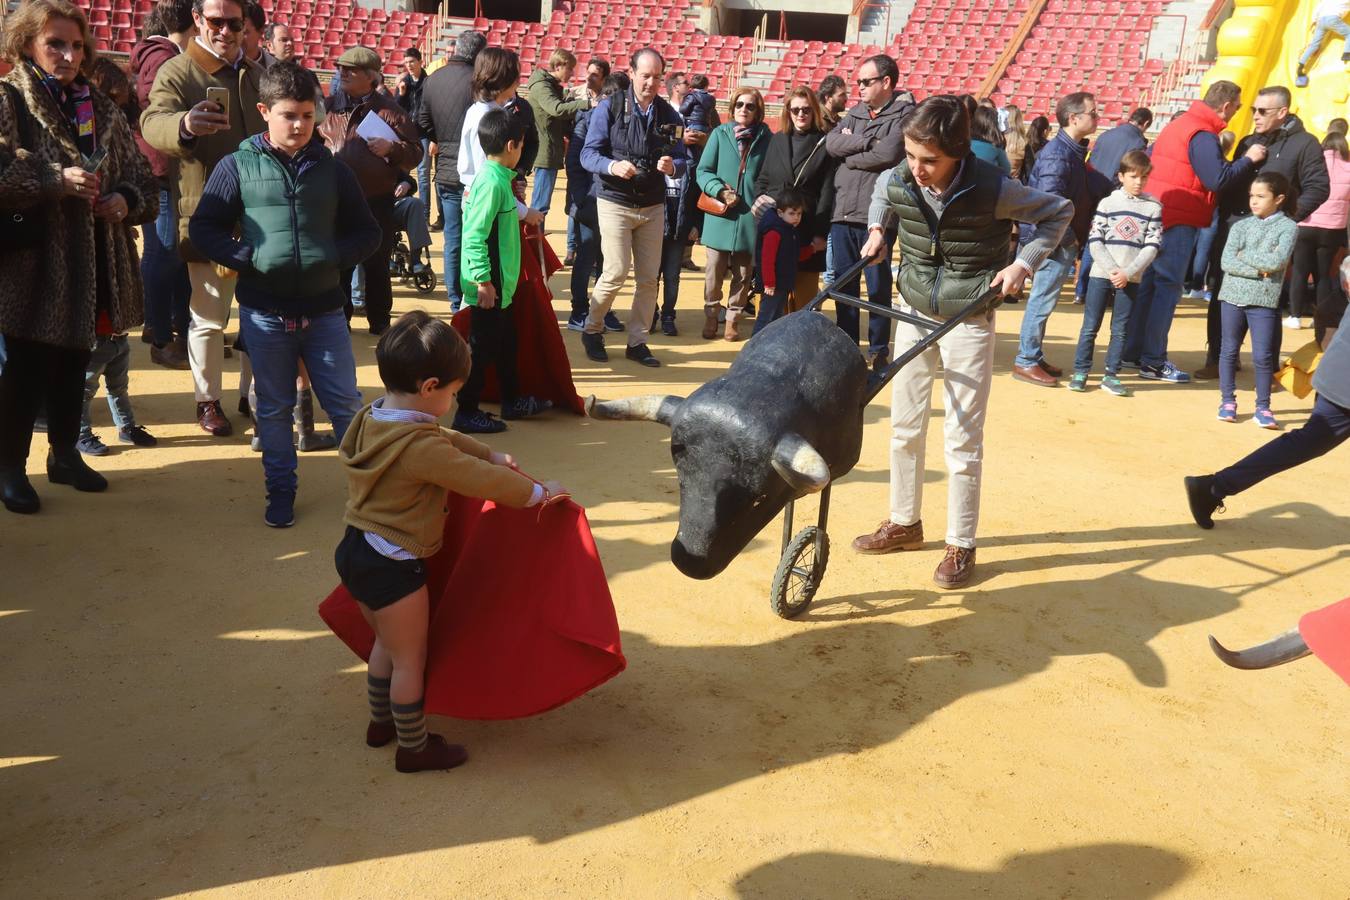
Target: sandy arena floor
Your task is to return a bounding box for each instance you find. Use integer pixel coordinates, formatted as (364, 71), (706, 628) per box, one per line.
(2, 204), (1348, 898)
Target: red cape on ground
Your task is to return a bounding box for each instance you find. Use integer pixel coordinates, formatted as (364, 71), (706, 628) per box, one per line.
(451, 227), (586, 415)
(1300, 597), (1350, 687)
(318, 492), (625, 719)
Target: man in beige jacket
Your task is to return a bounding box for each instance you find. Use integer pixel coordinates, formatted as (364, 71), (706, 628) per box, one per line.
(142, 0), (264, 436)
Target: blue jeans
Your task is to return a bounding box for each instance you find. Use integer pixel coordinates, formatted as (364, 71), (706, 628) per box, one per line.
(823, 231), (835, 286)
(1074, 277), (1137, 375)
(659, 235), (684, 317)
(570, 213), (601, 319)
(531, 167), (558, 219)
(437, 183), (464, 309)
(1219, 301), (1279, 409)
(141, 188), (191, 344)
(1073, 243), (1092, 300)
(1015, 242), (1077, 368)
(416, 138), (431, 223)
(1123, 224), (1198, 367)
(1300, 14), (1350, 65)
(829, 222), (895, 356)
(239, 308), (363, 496)
(1213, 394), (1350, 498)
(80, 334), (134, 435)
(1187, 210), (1220, 291)
(566, 215), (577, 254)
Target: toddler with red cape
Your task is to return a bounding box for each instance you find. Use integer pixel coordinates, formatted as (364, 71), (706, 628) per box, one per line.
(325, 312), (623, 773)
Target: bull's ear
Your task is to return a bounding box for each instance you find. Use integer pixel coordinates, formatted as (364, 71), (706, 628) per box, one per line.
(771, 433), (830, 494)
(586, 394), (683, 427)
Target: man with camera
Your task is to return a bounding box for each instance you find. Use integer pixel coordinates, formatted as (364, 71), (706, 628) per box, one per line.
(579, 47), (688, 367)
(142, 0), (266, 436)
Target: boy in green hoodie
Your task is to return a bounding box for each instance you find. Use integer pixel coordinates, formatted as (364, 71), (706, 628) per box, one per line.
(456, 107), (551, 433)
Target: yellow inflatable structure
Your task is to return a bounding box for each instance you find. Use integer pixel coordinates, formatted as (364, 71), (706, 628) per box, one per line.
(1204, 0), (1350, 139)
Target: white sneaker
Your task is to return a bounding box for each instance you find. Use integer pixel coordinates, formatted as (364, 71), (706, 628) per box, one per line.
(1284, 315), (1302, 329)
(1187, 288), (1206, 300)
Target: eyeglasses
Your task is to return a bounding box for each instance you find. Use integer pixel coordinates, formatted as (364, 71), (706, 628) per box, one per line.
(789, 106), (812, 115)
(202, 15), (244, 32)
(1078, 109), (1100, 119)
(857, 75), (884, 88)
(734, 100), (759, 111)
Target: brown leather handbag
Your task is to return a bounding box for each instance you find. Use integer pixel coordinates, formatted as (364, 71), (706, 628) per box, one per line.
(697, 143), (749, 217)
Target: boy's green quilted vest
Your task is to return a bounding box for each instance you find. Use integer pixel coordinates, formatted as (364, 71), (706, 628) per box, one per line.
(234, 140), (342, 300)
(885, 157), (1011, 319)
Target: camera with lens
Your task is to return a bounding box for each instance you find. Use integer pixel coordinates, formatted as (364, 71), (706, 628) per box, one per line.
(634, 123), (685, 175)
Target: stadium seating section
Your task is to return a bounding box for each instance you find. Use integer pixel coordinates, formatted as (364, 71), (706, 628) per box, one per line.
(79, 0), (1172, 110)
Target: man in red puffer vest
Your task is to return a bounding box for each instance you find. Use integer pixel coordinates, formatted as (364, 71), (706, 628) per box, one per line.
(1122, 80), (1266, 383)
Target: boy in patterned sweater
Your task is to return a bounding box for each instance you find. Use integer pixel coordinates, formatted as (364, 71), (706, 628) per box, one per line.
(1071, 150), (1163, 396)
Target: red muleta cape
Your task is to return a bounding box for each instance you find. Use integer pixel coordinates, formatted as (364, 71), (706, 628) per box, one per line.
(452, 227), (586, 415)
(319, 492), (625, 719)
(1301, 597), (1350, 687)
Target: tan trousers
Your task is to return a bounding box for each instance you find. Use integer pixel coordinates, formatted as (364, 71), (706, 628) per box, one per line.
(889, 300), (996, 549)
(186, 262), (237, 402)
(703, 248), (753, 322)
(586, 198), (663, 347)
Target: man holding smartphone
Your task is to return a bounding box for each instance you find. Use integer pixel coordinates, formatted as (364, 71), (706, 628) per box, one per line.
(142, 0), (265, 437)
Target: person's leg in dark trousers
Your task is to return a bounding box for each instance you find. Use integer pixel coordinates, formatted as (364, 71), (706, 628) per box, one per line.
(1202, 220), (1232, 368)
(863, 232), (896, 360)
(1219, 301), (1248, 406)
(570, 214), (599, 320)
(1073, 243), (1093, 302)
(1073, 276), (1114, 374)
(1289, 226), (1320, 320)
(459, 304), (504, 416)
(830, 222), (895, 356)
(830, 222), (864, 345)
(496, 304), (519, 410)
(659, 235), (684, 320)
(0, 336), (51, 469)
(438, 183), (465, 310)
(1103, 281), (1137, 375)
(1211, 393), (1350, 498)
(753, 293), (789, 335)
(1246, 305), (1280, 411)
(362, 195), (399, 333)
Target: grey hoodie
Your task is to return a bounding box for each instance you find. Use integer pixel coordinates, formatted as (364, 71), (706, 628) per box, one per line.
(1312, 302), (1350, 409)
(825, 91), (915, 225)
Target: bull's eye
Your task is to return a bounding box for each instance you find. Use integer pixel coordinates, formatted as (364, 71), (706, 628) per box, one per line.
(752, 494), (766, 507)
(670, 442), (686, 458)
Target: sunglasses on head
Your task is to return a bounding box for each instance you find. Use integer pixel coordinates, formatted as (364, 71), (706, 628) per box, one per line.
(203, 15), (243, 32)
(734, 100), (759, 111)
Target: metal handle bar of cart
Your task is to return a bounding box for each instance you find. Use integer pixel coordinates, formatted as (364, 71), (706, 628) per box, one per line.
(805, 254), (1004, 404)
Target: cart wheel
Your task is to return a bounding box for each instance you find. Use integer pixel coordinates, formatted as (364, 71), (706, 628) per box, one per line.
(414, 269), (437, 294)
(770, 526), (829, 619)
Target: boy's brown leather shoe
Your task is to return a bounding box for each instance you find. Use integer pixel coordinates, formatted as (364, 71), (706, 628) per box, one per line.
(933, 545), (976, 589)
(395, 734), (469, 773)
(851, 520), (924, 554)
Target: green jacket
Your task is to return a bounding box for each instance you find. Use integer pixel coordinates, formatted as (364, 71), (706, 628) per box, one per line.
(234, 137), (341, 299)
(460, 160), (521, 307)
(886, 157), (1011, 319)
(695, 122), (771, 255)
(526, 68), (587, 171)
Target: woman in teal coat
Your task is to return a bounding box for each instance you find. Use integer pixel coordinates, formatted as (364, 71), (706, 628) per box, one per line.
(695, 87), (770, 341)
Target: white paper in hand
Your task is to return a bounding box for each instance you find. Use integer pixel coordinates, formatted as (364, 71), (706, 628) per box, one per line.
(355, 110), (399, 144)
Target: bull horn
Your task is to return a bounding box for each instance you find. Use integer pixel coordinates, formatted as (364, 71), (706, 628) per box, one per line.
(585, 394), (682, 426)
(1208, 628), (1312, 670)
(771, 433), (831, 494)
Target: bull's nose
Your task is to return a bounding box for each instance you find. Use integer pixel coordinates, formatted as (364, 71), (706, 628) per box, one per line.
(670, 538), (723, 580)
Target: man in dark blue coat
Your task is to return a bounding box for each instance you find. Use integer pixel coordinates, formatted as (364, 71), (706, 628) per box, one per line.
(1013, 92), (1112, 386)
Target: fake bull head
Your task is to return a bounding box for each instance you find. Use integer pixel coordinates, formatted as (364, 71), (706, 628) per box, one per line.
(1209, 597), (1350, 686)
(589, 311), (868, 579)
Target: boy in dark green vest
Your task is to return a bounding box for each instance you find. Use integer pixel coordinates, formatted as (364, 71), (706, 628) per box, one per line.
(455, 107), (552, 434)
(849, 96), (1072, 589)
(190, 62), (382, 528)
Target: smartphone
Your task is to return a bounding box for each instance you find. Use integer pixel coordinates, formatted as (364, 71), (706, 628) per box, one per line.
(81, 146), (109, 174)
(205, 86), (230, 126)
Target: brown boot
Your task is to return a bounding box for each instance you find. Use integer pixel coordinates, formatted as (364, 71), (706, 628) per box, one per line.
(703, 307), (720, 339)
(933, 544), (976, 589)
(366, 719), (396, 748)
(851, 519), (924, 554)
(196, 400), (233, 436)
(395, 733), (469, 773)
(150, 340), (190, 370)
(724, 311), (741, 342)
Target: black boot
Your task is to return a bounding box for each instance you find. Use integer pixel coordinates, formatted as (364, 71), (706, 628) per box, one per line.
(295, 388), (337, 452)
(47, 448), (108, 493)
(1, 466), (40, 514)
(1184, 475), (1222, 529)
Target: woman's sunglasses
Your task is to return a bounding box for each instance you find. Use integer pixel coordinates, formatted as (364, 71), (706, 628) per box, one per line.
(789, 106), (812, 115)
(734, 100), (759, 111)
